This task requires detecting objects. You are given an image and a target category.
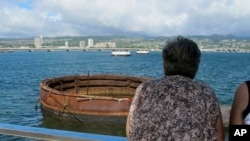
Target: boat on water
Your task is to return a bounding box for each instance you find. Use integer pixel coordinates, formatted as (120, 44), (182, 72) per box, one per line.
(40, 74), (149, 122)
(136, 50), (150, 54)
(111, 50), (131, 56)
(47, 49), (53, 52)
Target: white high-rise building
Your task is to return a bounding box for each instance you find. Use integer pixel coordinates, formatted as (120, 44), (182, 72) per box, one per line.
(40, 35), (43, 44)
(34, 36), (43, 48)
(88, 39), (94, 48)
(65, 41), (68, 47)
(80, 41), (85, 48)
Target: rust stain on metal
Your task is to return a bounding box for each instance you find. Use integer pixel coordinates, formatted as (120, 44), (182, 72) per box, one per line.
(40, 74), (150, 122)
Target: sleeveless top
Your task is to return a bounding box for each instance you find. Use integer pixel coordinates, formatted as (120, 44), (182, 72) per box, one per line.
(243, 81), (250, 124)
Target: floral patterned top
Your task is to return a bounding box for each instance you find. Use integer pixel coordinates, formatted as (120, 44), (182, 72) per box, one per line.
(128, 75), (220, 141)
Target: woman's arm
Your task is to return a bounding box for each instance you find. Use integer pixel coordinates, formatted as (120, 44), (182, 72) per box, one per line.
(126, 113), (130, 139)
(229, 82), (248, 125)
(215, 111), (224, 141)
(126, 84), (144, 140)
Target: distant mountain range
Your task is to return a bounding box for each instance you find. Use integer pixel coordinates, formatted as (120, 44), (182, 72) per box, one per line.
(188, 34), (250, 41)
(1, 34), (250, 41)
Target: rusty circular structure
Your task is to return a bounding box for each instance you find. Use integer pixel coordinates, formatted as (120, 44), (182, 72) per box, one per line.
(40, 74), (150, 123)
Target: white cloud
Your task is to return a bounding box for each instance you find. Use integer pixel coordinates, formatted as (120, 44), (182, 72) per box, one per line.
(0, 0), (250, 37)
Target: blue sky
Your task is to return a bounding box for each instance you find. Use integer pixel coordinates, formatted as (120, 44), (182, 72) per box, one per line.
(1, 0), (250, 38)
(17, 1), (32, 10)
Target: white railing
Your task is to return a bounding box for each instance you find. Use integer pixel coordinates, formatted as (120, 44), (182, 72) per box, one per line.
(0, 123), (128, 141)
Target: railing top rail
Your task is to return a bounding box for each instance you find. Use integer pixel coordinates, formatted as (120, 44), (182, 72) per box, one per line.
(0, 123), (128, 141)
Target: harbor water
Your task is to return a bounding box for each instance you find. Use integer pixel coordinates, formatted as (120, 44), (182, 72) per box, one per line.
(0, 50), (249, 140)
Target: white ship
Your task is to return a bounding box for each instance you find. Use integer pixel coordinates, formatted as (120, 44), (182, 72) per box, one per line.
(136, 50), (150, 54)
(111, 50), (131, 56)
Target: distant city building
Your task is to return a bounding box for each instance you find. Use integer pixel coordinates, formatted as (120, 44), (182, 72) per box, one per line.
(106, 42), (116, 48)
(88, 39), (94, 48)
(94, 42), (116, 48)
(34, 36), (43, 48)
(79, 41), (86, 48)
(65, 41), (68, 47)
